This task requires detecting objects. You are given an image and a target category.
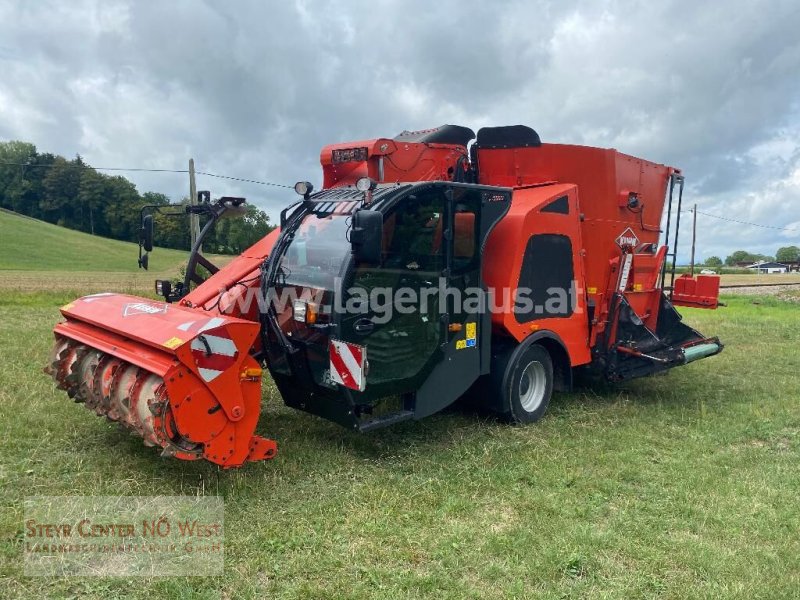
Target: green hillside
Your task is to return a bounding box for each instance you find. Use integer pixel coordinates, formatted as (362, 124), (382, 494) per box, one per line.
(0, 209), (191, 272)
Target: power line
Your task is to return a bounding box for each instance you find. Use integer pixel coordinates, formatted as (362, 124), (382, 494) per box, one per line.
(3, 158), (795, 225)
(0, 160), (293, 189)
(92, 167), (188, 174)
(195, 171), (292, 189)
(681, 208), (798, 232)
(0, 160), (187, 174)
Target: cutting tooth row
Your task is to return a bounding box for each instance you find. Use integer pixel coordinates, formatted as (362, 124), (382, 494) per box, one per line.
(46, 339), (82, 398)
(47, 336), (202, 459)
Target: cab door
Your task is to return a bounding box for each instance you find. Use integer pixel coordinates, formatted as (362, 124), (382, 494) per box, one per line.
(340, 184), (447, 401)
(412, 185), (509, 417)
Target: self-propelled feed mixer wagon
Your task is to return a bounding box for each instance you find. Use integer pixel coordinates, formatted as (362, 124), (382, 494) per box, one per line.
(46, 125), (723, 467)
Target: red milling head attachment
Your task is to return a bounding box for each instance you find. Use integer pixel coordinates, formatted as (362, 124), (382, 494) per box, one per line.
(46, 293), (275, 467)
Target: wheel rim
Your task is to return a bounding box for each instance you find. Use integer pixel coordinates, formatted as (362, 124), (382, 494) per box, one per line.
(518, 360), (547, 413)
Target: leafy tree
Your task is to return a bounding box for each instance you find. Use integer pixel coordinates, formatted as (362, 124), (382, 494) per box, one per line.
(776, 246), (800, 263)
(723, 250), (773, 265)
(153, 197), (192, 250)
(41, 156), (84, 227)
(209, 204), (273, 254)
(16, 153), (57, 220)
(0, 140), (275, 255)
(725, 250), (755, 265)
(0, 141), (37, 199)
(141, 191), (170, 207)
(103, 175), (141, 240)
(77, 169), (108, 235)
(0, 142), (52, 218)
(704, 256), (723, 267)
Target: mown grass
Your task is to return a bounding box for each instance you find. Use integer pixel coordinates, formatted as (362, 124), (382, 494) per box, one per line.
(0, 289), (799, 599)
(0, 209), (192, 272)
(0, 210), (232, 297)
(716, 273), (800, 285)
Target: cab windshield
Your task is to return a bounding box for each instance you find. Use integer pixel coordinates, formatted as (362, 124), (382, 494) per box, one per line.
(278, 213), (351, 289)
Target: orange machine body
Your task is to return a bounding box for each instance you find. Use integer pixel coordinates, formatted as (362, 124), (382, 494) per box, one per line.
(320, 125), (474, 189)
(483, 183), (592, 366)
(479, 142), (716, 369)
(47, 124), (721, 467)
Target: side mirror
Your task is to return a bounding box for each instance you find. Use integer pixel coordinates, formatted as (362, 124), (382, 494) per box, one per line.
(140, 214), (154, 252)
(351, 210), (383, 264)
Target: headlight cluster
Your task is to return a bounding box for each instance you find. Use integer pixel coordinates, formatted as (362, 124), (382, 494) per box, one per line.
(292, 300), (319, 325)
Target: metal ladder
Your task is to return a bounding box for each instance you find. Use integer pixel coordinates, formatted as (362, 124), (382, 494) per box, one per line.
(660, 172), (685, 295)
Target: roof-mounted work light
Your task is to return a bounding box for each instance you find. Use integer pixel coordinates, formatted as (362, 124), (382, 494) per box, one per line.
(294, 181), (314, 198)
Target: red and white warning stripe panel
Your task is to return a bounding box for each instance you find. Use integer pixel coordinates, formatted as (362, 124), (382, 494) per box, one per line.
(617, 252), (634, 292)
(190, 327), (239, 382)
(329, 339), (367, 392)
(177, 316), (226, 333)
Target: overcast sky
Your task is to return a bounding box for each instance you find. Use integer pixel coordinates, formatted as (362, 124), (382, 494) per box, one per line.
(1, 0), (799, 261)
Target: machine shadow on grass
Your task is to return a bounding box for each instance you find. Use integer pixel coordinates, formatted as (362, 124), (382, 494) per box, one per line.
(87, 369), (699, 483)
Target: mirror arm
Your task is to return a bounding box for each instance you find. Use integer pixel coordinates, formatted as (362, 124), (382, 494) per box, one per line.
(183, 209), (224, 291)
(136, 197), (237, 278)
(280, 201), (305, 228)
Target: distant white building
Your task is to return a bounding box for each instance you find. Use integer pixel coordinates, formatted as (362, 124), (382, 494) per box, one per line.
(747, 261), (789, 274)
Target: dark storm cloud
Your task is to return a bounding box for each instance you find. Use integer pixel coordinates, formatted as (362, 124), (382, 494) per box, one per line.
(1, 0), (799, 259)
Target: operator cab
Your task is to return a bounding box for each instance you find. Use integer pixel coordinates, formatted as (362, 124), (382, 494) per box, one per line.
(262, 180), (511, 430)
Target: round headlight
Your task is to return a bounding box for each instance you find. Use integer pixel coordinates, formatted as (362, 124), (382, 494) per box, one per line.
(355, 177), (376, 192)
(294, 181), (313, 196)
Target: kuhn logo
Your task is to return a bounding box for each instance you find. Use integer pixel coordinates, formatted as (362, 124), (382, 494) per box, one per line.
(123, 302), (167, 317)
(615, 227), (640, 248)
(483, 192), (507, 203)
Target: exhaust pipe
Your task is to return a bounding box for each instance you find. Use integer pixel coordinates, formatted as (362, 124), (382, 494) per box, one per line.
(683, 342), (721, 364)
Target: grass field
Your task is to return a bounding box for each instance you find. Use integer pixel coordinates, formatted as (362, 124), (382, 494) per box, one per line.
(1, 215), (799, 598)
(1, 284), (799, 598)
(0, 210), (231, 295)
(715, 273), (800, 285)
(0, 209), (193, 272)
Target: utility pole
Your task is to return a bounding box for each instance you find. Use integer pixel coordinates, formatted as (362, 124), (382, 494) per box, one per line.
(690, 203), (697, 277)
(189, 158), (200, 251)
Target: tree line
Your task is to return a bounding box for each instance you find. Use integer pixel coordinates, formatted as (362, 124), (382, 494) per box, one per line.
(701, 247), (800, 268)
(0, 140), (275, 254)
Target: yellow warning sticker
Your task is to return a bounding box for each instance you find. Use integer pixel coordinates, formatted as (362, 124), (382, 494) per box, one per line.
(466, 322), (476, 341)
(587, 287), (597, 295)
(456, 322), (477, 350)
(163, 336), (184, 349)
(633, 283), (643, 292)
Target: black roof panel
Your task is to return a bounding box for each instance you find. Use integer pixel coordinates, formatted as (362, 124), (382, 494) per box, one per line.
(394, 124), (475, 146)
(476, 125), (541, 149)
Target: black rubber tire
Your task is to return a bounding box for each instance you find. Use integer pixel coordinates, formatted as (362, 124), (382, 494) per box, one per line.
(501, 344), (554, 424)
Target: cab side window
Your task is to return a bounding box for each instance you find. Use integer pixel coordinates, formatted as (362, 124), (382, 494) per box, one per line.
(451, 188), (480, 274)
(382, 189), (445, 273)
